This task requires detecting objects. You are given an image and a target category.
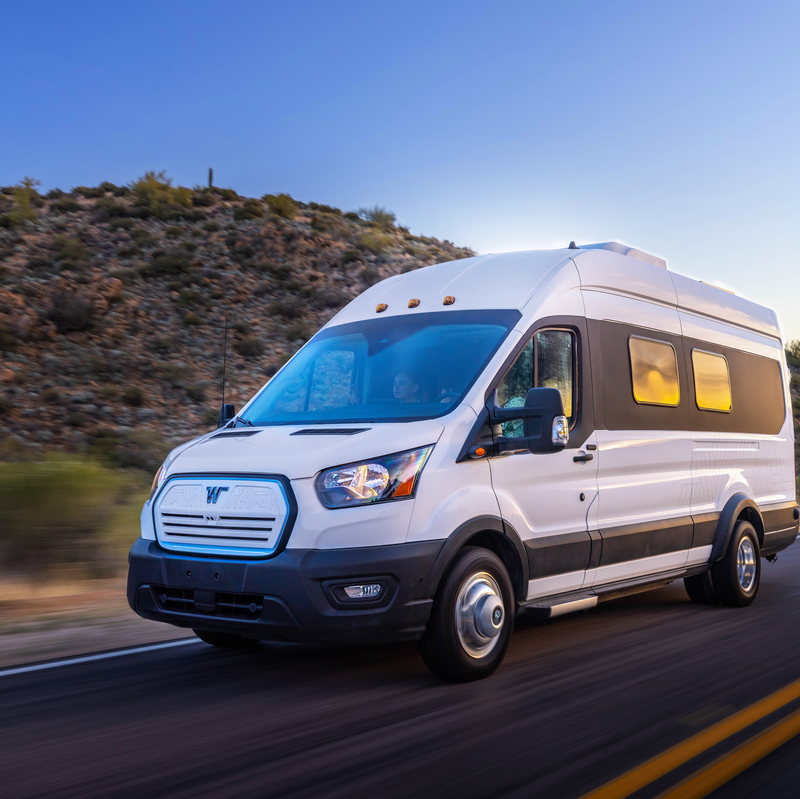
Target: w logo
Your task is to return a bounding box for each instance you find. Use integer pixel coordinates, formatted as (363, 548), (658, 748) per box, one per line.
(206, 486), (229, 505)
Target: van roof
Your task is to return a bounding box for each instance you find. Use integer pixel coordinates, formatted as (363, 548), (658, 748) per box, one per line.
(328, 245), (781, 341)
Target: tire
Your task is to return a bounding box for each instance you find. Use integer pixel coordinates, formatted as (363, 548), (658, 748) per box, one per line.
(419, 546), (515, 682)
(711, 520), (761, 607)
(193, 629), (261, 649)
(684, 571), (718, 605)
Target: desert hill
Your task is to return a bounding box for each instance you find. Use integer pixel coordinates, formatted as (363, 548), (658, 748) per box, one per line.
(0, 174), (474, 470)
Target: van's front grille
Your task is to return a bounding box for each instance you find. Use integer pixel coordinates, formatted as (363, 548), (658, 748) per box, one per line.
(154, 477), (289, 557)
(153, 586), (264, 620)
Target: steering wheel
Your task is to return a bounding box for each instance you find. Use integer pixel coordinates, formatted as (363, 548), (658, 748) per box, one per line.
(436, 391), (460, 403)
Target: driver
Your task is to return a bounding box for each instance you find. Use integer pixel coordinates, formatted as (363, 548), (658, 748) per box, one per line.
(393, 372), (420, 403)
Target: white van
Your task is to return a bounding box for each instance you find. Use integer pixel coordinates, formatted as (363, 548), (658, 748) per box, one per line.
(128, 242), (798, 681)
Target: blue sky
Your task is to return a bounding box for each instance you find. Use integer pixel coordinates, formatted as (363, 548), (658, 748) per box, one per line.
(3, 1), (799, 337)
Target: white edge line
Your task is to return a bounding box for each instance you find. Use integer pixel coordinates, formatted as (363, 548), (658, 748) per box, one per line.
(0, 638), (202, 678)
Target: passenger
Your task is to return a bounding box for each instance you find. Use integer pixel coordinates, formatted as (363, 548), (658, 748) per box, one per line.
(393, 372), (421, 403)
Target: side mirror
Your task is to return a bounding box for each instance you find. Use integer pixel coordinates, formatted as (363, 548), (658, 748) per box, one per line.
(487, 387), (568, 453)
(522, 387), (568, 452)
(217, 403), (236, 428)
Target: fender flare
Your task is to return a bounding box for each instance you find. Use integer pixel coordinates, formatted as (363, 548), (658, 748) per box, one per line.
(426, 515), (529, 602)
(710, 493), (764, 562)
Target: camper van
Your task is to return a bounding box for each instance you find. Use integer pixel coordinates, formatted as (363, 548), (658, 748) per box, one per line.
(128, 242), (798, 681)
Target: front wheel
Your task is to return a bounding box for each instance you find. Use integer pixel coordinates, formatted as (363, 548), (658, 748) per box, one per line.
(193, 629), (261, 649)
(711, 520), (761, 607)
(419, 546), (515, 682)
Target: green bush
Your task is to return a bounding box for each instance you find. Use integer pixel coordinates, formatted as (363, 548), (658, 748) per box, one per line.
(262, 193), (297, 219)
(786, 341), (800, 367)
(122, 386), (144, 407)
(185, 383), (207, 402)
(131, 170), (192, 218)
(108, 217), (135, 230)
(359, 206), (396, 229)
(358, 231), (393, 253)
(192, 189), (217, 207)
(72, 185), (106, 199)
(27, 255), (52, 270)
(93, 196), (130, 220)
(183, 311), (202, 326)
(308, 202), (342, 215)
(143, 250), (193, 277)
(285, 321), (310, 342)
(0, 320), (16, 352)
(0, 457), (146, 577)
(53, 234), (89, 263)
(235, 335), (264, 358)
(49, 196), (80, 214)
(203, 219), (221, 232)
(214, 188), (239, 202)
(233, 199), (265, 221)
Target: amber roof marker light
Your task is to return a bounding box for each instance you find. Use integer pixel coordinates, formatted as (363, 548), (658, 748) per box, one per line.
(408, 299), (420, 308)
(376, 303), (388, 313)
(443, 296), (455, 306)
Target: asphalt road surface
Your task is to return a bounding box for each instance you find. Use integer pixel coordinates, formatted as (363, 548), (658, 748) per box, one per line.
(2, 545), (800, 799)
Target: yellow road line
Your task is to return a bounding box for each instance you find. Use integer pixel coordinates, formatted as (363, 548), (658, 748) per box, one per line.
(580, 676), (800, 799)
(655, 707), (800, 799)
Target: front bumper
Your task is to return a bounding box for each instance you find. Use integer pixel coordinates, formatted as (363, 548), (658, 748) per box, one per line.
(127, 538), (443, 643)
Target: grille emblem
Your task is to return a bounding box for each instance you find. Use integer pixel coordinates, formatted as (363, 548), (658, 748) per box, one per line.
(206, 486), (229, 504)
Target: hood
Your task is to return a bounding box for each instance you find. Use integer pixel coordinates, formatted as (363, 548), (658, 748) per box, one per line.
(165, 419), (446, 481)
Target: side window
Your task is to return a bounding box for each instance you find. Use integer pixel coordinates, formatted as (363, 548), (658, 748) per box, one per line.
(628, 336), (680, 406)
(496, 329), (576, 437)
(692, 349), (731, 412)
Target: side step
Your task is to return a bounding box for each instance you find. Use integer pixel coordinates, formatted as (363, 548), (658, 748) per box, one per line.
(522, 595), (598, 619)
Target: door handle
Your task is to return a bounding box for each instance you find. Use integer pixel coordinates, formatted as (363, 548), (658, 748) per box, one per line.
(573, 452), (594, 463)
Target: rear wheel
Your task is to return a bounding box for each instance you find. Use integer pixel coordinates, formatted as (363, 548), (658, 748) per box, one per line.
(684, 571), (718, 605)
(711, 520), (761, 607)
(193, 629), (261, 649)
(419, 546), (514, 682)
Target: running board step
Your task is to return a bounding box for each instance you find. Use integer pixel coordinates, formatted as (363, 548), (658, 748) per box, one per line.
(522, 596), (598, 619)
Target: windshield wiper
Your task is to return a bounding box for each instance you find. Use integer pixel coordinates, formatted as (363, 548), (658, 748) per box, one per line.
(228, 415), (255, 428)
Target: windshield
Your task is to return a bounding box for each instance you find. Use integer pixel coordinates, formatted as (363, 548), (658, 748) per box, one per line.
(240, 310), (520, 425)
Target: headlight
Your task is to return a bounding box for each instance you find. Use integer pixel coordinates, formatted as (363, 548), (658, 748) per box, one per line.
(149, 462), (167, 501)
(315, 446), (433, 509)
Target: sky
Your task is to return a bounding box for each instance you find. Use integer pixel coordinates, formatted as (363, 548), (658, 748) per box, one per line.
(3, 0), (799, 337)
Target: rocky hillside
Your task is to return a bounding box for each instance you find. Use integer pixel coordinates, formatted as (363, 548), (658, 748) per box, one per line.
(0, 175), (474, 470)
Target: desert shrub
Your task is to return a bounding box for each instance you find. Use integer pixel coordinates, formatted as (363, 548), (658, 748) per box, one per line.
(786, 341), (800, 367)
(45, 188), (64, 200)
(72, 185), (106, 198)
(233, 199), (265, 221)
(285, 321), (310, 342)
(183, 311), (202, 326)
(0, 321), (16, 352)
(235, 335), (264, 358)
(340, 249), (362, 264)
(264, 363), (280, 377)
(53, 234), (89, 263)
(155, 361), (187, 387)
(361, 265), (381, 285)
(311, 286), (348, 310)
(49, 196), (80, 214)
(191, 189), (217, 207)
(359, 206), (396, 230)
(185, 383), (207, 402)
(113, 185), (131, 197)
(131, 170), (192, 218)
(130, 227), (157, 247)
(0, 216), (14, 229)
(152, 334), (178, 353)
(308, 202), (342, 215)
(203, 219), (221, 232)
(93, 196), (130, 220)
(143, 250), (193, 277)
(262, 193), (297, 219)
(343, 211), (360, 221)
(6, 177), (41, 226)
(27, 255), (52, 270)
(48, 289), (96, 333)
(42, 387), (61, 403)
(165, 225), (183, 238)
(0, 457), (146, 577)
(270, 295), (304, 320)
(214, 188), (239, 202)
(122, 386), (144, 407)
(108, 217), (135, 230)
(358, 231), (393, 252)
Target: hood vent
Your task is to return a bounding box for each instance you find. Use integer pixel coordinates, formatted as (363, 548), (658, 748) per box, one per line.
(291, 428), (371, 436)
(209, 430), (261, 439)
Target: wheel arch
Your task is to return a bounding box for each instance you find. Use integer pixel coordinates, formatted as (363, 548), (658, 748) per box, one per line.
(426, 516), (528, 602)
(711, 493), (764, 562)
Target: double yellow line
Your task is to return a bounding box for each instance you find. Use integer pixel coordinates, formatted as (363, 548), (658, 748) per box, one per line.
(581, 675), (800, 799)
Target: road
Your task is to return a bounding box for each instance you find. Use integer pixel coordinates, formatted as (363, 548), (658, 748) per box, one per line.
(2, 545), (800, 799)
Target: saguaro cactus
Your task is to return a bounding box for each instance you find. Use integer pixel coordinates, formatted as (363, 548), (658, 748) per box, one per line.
(208, 168), (213, 188)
